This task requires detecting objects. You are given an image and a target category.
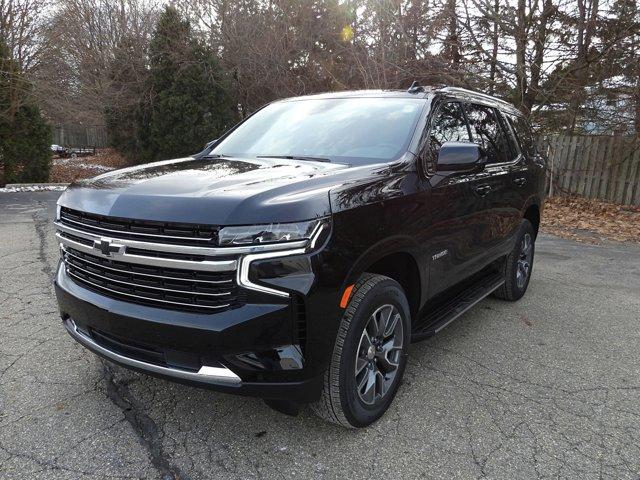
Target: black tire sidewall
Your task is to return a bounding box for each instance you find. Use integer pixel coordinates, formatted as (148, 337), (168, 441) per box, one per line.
(507, 220), (535, 300)
(339, 279), (411, 428)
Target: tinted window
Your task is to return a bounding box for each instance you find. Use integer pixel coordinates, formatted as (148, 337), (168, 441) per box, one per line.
(426, 102), (470, 167)
(496, 111), (521, 161)
(464, 104), (512, 164)
(429, 102), (470, 148)
(507, 113), (536, 157)
(212, 98), (425, 165)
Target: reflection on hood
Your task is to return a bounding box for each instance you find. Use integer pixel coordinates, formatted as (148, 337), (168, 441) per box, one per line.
(84, 157), (265, 190)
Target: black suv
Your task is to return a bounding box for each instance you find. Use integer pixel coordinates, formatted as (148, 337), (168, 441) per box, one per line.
(54, 86), (545, 427)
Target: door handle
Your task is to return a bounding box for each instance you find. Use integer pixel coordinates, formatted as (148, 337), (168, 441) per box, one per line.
(474, 185), (492, 196)
(514, 177), (527, 187)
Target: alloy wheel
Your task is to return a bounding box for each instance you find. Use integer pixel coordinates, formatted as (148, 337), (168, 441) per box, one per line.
(516, 233), (533, 289)
(354, 304), (404, 405)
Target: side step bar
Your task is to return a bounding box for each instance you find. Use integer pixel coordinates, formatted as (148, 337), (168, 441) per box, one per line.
(411, 272), (504, 342)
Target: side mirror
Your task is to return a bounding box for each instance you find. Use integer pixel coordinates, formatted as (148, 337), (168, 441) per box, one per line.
(436, 142), (486, 172)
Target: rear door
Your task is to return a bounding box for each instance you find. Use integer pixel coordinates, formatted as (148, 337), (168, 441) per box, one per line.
(462, 103), (521, 259)
(504, 110), (543, 204)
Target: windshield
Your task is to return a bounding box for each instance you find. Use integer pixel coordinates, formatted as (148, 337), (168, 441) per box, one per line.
(211, 97), (425, 165)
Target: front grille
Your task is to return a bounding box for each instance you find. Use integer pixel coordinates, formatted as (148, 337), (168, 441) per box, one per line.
(60, 207), (218, 246)
(56, 207), (306, 312)
(63, 247), (242, 313)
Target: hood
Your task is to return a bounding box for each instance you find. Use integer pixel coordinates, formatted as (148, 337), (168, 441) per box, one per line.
(57, 156), (382, 225)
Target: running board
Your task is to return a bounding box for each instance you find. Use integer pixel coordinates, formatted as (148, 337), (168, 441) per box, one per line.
(411, 272), (504, 342)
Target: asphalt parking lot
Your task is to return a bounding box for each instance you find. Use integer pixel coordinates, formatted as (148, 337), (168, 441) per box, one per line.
(1, 191), (639, 480)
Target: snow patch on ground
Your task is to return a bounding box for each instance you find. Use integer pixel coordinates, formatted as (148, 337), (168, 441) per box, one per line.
(0, 185), (68, 193)
(52, 158), (115, 172)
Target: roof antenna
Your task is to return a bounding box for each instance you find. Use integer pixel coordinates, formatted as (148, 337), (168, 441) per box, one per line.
(407, 81), (425, 94)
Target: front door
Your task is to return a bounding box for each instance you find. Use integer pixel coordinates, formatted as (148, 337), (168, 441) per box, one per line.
(420, 101), (493, 297)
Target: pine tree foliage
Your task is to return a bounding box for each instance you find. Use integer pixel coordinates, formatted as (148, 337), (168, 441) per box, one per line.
(139, 6), (235, 162)
(105, 34), (152, 161)
(0, 39), (51, 185)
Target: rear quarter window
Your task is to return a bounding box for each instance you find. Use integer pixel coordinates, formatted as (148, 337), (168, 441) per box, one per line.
(506, 113), (537, 158)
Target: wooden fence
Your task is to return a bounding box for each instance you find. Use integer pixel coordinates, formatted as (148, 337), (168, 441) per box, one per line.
(542, 135), (640, 206)
(52, 124), (108, 148)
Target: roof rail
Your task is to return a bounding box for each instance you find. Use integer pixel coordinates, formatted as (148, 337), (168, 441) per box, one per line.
(437, 86), (517, 110)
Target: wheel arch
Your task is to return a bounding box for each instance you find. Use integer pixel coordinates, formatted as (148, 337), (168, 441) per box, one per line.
(523, 200), (541, 238)
(342, 238), (424, 321)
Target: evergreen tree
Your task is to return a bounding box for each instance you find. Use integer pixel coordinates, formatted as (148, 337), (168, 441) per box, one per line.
(105, 34), (152, 161)
(0, 40), (51, 184)
(140, 7), (235, 162)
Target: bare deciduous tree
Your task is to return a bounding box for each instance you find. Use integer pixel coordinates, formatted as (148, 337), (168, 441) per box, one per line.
(33, 0), (157, 125)
(4, 0), (638, 138)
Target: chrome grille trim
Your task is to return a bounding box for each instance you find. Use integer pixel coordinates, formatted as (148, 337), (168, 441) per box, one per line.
(54, 221), (310, 256)
(65, 260), (233, 297)
(56, 232), (237, 272)
(65, 270), (233, 310)
(62, 248), (232, 284)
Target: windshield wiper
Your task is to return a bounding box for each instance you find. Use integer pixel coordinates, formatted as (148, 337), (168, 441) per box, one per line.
(257, 155), (331, 163)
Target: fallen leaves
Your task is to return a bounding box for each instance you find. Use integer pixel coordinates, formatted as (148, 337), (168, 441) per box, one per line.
(541, 195), (640, 244)
(49, 148), (131, 183)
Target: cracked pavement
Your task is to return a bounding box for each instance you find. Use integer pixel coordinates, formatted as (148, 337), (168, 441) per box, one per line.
(1, 191), (639, 480)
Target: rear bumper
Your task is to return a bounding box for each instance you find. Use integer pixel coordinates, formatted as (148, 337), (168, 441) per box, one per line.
(54, 263), (324, 403)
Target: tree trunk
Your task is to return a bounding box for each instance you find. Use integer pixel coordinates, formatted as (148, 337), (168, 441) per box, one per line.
(569, 0), (599, 133)
(444, 0), (461, 71)
(514, 0), (528, 112)
(488, 0), (499, 94)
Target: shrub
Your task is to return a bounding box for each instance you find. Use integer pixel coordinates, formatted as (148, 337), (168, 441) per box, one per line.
(0, 41), (51, 184)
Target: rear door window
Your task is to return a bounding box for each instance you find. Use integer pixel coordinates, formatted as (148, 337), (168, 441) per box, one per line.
(463, 104), (512, 164)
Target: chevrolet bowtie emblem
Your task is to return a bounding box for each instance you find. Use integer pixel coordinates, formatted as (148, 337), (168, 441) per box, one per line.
(94, 238), (123, 256)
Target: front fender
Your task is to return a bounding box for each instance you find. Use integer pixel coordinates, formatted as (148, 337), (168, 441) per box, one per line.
(341, 235), (423, 292)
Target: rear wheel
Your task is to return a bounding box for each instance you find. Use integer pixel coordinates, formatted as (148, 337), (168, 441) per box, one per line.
(310, 274), (411, 428)
(493, 219), (535, 301)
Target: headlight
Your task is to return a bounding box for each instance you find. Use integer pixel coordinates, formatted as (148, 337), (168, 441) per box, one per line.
(218, 219), (322, 246)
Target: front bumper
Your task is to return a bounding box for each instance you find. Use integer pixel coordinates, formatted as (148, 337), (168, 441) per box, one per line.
(55, 264), (325, 403)
(64, 317), (242, 384)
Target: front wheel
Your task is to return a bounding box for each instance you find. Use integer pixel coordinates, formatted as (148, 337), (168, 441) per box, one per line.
(493, 219), (535, 301)
(310, 274), (411, 428)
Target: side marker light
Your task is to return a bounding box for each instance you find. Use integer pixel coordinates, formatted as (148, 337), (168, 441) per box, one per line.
(340, 284), (355, 308)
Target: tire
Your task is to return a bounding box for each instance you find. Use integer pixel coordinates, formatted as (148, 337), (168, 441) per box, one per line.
(493, 219), (535, 301)
(310, 273), (411, 428)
